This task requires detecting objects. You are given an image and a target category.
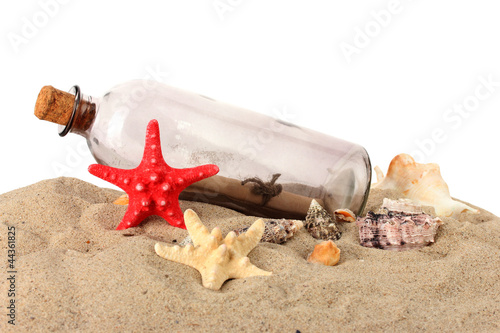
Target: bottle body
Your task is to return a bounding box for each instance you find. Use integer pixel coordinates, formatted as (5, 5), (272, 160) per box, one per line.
(72, 80), (371, 218)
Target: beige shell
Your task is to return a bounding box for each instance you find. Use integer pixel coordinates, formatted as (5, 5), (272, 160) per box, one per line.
(373, 154), (478, 218)
(307, 240), (341, 266)
(155, 209), (272, 290)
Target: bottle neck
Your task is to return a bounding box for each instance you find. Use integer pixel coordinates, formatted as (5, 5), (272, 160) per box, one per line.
(59, 85), (98, 137)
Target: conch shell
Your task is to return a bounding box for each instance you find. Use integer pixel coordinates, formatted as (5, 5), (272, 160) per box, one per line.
(373, 154), (478, 218)
(307, 240), (341, 266)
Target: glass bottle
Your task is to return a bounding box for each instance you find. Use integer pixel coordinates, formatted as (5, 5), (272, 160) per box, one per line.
(34, 80), (371, 219)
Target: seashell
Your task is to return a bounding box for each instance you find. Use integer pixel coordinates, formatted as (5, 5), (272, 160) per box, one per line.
(307, 240), (341, 266)
(113, 194), (129, 205)
(333, 208), (356, 223)
(234, 219), (304, 244)
(181, 218), (304, 246)
(356, 198), (443, 251)
(373, 153), (479, 218)
(155, 209), (271, 290)
(305, 200), (342, 241)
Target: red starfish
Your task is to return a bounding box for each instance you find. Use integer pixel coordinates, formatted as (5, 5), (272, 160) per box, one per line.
(88, 119), (219, 230)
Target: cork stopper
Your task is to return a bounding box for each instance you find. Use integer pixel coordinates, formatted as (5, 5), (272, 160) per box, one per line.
(34, 86), (75, 126)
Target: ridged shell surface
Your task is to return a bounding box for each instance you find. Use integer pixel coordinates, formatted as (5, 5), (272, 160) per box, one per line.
(356, 198), (443, 251)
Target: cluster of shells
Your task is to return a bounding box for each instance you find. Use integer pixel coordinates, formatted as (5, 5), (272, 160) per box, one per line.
(159, 153), (480, 287)
(181, 199), (347, 246)
(181, 218), (305, 246)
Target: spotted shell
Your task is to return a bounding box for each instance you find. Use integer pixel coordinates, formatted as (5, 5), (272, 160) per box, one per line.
(305, 200), (342, 241)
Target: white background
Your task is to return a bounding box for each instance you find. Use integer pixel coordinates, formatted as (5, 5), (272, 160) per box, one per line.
(1, 0), (499, 216)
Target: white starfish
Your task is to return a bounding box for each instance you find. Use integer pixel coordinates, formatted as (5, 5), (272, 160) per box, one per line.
(155, 209), (272, 290)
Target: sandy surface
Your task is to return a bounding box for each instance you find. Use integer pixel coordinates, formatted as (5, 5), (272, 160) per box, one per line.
(0, 177), (499, 332)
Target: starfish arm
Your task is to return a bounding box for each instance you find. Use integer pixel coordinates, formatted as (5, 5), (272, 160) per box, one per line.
(142, 119), (164, 162)
(184, 209), (212, 246)
(232, 219), (266, 256)
(230, 257), (273, 279)
(211, 244), (229, 265)
(179, 164), (220, 187)
(154, 243), (201, 268)
(116, 200), (148, 230)
(158, 201), (186, 229)
(140, 119), (175, 175)
(223, 231), (238, 248)
(88, 164), (134, 191)
(200, 265), (229, 291)
(210, 227), (223, 243)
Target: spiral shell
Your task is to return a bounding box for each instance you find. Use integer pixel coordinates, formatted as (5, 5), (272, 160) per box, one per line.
(305, 200), (342, 241)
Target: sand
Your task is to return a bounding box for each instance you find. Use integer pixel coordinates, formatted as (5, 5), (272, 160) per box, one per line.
(1, 177), (499, 332)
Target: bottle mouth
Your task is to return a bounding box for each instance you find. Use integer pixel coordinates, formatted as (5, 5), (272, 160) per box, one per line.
(58, 85), (81, 137)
